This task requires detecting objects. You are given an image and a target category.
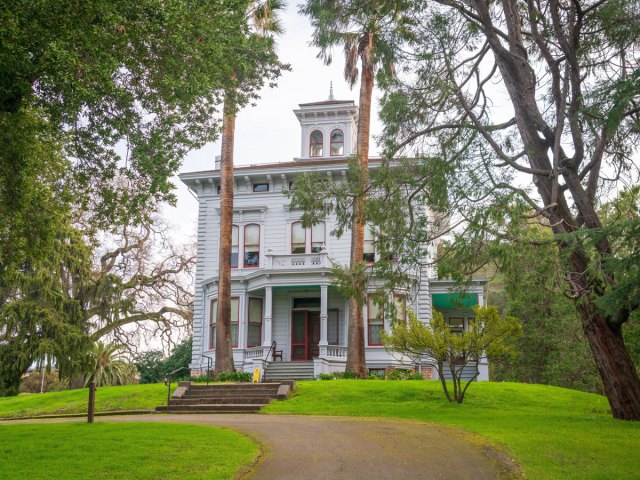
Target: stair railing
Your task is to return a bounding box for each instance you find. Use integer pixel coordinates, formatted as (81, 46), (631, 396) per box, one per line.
(204, 356), (213, 385)
(265, 340), (277, 362)
(164, 366), (191, 413)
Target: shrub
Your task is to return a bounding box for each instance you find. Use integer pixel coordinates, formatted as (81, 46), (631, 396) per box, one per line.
(317, 373), (334, 380)
(215, 371), (252, 382)
(20, 370), (68, 393)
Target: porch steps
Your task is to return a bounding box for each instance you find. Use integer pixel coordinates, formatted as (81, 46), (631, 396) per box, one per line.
(155, 382), (289, 414)
(264, 361), (315, 381)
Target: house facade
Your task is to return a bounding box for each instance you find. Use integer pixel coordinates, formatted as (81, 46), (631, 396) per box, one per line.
(179, 97), (488, 380)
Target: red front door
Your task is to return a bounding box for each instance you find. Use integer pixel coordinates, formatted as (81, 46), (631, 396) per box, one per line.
(291, 310), (320, 360)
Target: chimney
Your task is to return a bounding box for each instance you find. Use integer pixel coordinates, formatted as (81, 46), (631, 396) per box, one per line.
(215, 155), (221, 170)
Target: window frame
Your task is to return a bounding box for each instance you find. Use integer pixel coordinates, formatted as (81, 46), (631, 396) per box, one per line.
(247, 297), (263, 348)
(367, 296), (384, 346)
(311, 221), (326, 253)
(243, 223), (261, 268)
(392, 294), (407, 323)
(291, 221), (306, 254)
(330, 128), (344, 156)
(231, 224), (239, 268)
(363, 226), (376, 263)
(309, 130), (323, 157)
(209, 297), (240, 348)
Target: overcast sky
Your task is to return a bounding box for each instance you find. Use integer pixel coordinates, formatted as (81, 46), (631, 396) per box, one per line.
(162, 5), (383, 238)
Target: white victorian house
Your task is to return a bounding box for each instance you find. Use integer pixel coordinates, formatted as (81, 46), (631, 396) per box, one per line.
(180, 96), (488, 381)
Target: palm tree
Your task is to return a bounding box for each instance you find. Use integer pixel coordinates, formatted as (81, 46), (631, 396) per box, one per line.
(215, 0), (285, 373)
(84, 341), (134, 387)
(301, 0), (411, 377)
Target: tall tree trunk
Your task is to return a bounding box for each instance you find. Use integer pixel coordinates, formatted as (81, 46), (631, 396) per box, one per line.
(215, 95), (236, 373)
(345, 33), (374, 378)
(564, 248), (640, 420)
(471, 0), (640, 421)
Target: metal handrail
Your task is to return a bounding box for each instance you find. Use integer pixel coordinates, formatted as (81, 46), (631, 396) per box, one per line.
(205, 356), (212, 385)
(164, 366), (191, 413)
(265, 340), (276, 362)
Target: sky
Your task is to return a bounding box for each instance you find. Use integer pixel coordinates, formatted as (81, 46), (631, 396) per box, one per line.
(162, 5), (383, 239)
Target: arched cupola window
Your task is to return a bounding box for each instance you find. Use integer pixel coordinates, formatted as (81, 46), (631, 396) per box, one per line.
(310, 130), (323, 157)
(330, 129), (344, 156)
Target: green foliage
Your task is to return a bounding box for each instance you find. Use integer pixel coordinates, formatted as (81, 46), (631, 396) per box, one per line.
(386, 369), (423, 380)
(0, 423), (259, 480)
(0, 0), (285, 228)
(383, 307), (521, 403)
(0, 383), (167, 418)
(214, 371), (252, 382)
(85, 342), (136, 387)
(134, 337), (192, 384)
(487, 223), (604, 393)
(19, 370), (68, 394)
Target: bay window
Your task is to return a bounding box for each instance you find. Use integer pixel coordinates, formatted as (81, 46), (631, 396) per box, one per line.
(291, 221), (326, 254)
(209, 297), (239, 348)
(367, 297), (384, 346)
(247, 297), (263, 347)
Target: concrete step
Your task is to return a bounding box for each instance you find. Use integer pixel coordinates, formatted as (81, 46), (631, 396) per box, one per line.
(156, 403), (266, 413)
(187, 387), (280, 395)
(171, 396), (278, 405)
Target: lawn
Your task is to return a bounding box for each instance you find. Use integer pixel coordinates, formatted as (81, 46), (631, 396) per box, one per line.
(0, 383), (167, 418)
(263, 380), (640, 480)
(0, 422), (259, 480)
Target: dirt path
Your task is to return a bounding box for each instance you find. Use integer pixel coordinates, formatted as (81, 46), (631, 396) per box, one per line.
(2, 414), (518, 479)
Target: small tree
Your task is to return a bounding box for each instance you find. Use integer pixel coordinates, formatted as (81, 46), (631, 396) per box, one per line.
(383, 306), (520, 403)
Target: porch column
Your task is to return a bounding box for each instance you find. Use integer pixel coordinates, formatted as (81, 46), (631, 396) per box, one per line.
(263, 285), (273, 347)
(238, 293), (247, 349)
(319, 284), (328, 354)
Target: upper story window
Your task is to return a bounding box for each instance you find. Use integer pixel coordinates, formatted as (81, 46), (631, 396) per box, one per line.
(231, 225), (239, 268)
(291, 221), (326, 254)
(330, 129), (344, 156)
(311, 222), (325, 253)
(244, 224), (260, 267)
(253, 183), (269, 192)
(291, 221), (306, 254)
(363, 226), (375, 263)
(310, 130), (323, 157)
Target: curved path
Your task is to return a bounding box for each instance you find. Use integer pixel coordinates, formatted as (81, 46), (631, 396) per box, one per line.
(3, 414), (518, 479)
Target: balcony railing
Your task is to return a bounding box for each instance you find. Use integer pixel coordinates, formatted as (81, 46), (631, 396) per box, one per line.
(266, 253), (333, 270)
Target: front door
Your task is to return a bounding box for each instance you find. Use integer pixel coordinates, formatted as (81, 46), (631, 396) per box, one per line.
(291, 310), (320, 360)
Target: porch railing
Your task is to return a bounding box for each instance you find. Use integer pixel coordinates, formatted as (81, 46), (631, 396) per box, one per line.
(324, 345), (348, 358)
(265, 253), (333, 270)
(245, 345), (268, 360)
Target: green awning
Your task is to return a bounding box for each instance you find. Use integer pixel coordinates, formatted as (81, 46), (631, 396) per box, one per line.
(432, 293), (478, 310)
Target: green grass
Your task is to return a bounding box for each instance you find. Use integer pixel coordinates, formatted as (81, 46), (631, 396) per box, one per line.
(263, 380), (640, 480)
(0, 384), (167, 418)
(0, 422), (258, 479)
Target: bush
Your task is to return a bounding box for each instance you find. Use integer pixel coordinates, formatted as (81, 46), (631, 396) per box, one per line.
(19, 370), (68, 393)
(385, 369), (423, 380)
(215, 371), (252, 382)
(317, 373), (334, 380)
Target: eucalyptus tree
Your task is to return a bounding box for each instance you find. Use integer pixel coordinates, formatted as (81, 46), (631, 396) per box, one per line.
(300, 0), (414, 377)
(215, 0), (286, 373)
(376, 0), (640, 419)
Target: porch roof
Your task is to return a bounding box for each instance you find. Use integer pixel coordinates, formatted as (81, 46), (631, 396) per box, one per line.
(432, 293), (478, 310)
